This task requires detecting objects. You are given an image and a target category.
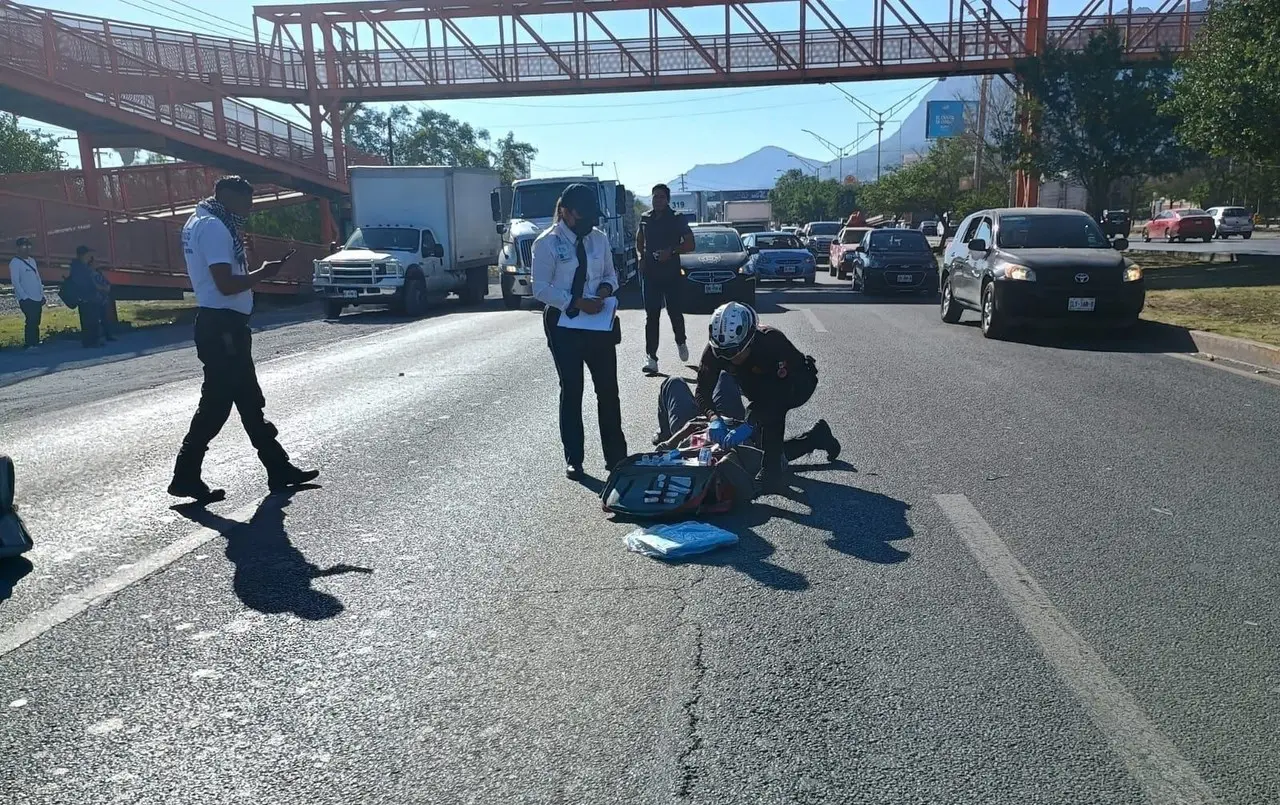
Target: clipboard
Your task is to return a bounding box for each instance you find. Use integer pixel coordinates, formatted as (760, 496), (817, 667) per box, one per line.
(557, 296), (618, 331)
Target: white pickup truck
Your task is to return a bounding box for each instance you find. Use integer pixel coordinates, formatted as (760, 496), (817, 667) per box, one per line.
(314, 166), (500, 319)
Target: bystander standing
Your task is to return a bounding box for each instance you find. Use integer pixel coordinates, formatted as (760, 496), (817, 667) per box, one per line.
(9, 238), (44, 350)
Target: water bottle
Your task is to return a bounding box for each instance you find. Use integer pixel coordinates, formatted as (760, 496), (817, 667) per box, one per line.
(698, 447), (713, 466)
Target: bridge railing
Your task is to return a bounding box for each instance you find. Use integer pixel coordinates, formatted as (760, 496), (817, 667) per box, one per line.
(0, 190), (323, 293)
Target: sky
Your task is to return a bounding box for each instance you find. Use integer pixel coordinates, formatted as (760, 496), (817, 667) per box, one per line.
(21, 0), (1035, 188)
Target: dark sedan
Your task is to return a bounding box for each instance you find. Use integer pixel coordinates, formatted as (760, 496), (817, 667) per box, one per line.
(852, 229), (939, 296)
(940, 208), (1145, 339)
(679, 227), (756, 311)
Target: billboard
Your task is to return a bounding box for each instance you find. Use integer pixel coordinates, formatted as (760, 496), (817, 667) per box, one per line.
(925, 100), (976, 139)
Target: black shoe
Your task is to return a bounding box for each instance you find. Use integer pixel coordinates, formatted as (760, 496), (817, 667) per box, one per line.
(604, 456), (626, 473)
(753, 469), (788, 496)
(565, 463), (584, 479)
(167, 478), (226, 505)
(813, 419), (841, 463)
(267, 466), (320, 492)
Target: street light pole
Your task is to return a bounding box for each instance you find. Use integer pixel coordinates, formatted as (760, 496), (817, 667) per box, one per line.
(801, 129), (864, 184)
(831, 80), (938, 181)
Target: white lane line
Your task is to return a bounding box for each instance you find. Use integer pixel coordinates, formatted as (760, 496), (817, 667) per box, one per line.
(934, 494), (1221, 805)
(799, 307), (828, 333)
(0, 498), (264, 658)
(1163, 352), (1280, 388)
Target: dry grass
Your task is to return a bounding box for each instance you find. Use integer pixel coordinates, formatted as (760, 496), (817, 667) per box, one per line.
(0, 297), (196, 349)
(1136, 256), (1280, 347)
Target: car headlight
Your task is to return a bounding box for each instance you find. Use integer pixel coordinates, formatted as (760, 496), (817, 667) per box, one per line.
(1006, 264), (1036, 281)
(1124, 264), (1143, 282)
(314, 262), (331, 278)
(740, 263), (755, 275)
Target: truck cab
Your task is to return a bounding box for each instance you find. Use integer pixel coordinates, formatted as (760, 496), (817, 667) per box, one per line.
(494, 176), (636, 309)
(317, 225), (445, 317)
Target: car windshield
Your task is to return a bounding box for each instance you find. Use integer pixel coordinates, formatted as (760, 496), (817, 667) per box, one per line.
(1181, 209), (1209, 217)
(754, 234), (803, 250)
(996, 214), (1110, 249)
(1223, 207), (1248, 217)
(512, 182), (580, 219)
(694, 231), (743, 253)
(869, 230), (930, 251)
(840, 228), (869, 244)
(807, 223), (841, 236)
(345, 227), (419, 251)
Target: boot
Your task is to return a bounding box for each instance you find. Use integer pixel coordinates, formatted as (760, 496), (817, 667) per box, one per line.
(168, 445), (225, 504)
(267, 464), (320, 492)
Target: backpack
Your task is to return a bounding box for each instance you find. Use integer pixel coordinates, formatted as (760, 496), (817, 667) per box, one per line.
(601, 443), (763, 519)
(57, 277), (79, 309)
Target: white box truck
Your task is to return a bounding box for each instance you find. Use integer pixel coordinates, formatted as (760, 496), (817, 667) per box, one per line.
(314, 166), (500, 319)
(492, 176), (637, 309)
(723, 200), (773, 234)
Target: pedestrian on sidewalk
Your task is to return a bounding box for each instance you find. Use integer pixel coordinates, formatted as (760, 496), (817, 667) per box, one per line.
(636, 183), (695, 375)
(168, 176), (318, 505)
(9, 238), (45, 350)
(68, 246), (107, 347)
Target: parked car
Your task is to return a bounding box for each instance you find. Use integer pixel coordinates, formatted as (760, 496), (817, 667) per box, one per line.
(1141, 209), (1215, 243)
(919, 220), (940, 237)
(852, 228), (939, 296)
(742, 231), (816, 285)
(800, 221), (842, 265)
(829, 226), (872, 279)
(1097, 209), (1131, 238)
(780, 225), (801, 236)
(1205, 206), (1254, 239)
(679, 226), (756, 311)
(940, 208), (1145, 339)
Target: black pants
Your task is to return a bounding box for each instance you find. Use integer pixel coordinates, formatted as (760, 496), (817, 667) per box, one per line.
(77, 302), (102, 346)
(545, 308), (628, 468)
(173, 308), (291, 481)
(658, 374), (820, 470)
(642, 269), (686, 357)
(19, 300), (41, 347)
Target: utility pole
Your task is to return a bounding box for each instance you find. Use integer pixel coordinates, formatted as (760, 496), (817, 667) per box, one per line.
(973, 74), (992, 193)
(582, 161), (603, 176)
(386, 115), (395, 166)
(802, 130), (873, 183)
(678, 173), (688, 192)
(831, 80), (937, 181)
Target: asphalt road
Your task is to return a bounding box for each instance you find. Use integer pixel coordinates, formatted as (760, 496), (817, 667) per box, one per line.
(1126, 229), (1280, 257)
(1, 277), (1276, 805)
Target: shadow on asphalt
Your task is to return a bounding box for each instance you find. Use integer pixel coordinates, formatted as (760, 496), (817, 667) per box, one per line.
(326, 295), (507, 325)
(175, 487), (373, 620)
(0, 556), (33, 604)
(955, 318), (1200, 355)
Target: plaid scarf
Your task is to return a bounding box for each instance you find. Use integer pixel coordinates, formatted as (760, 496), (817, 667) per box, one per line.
(198, 197), (247, 269)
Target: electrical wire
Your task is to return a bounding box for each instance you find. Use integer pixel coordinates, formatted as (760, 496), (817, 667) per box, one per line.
(113, 0), (250, 40)
(151, 0), (256, 37)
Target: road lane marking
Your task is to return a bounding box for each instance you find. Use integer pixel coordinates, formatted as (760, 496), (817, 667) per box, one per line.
(0, 498), (264, 658)
(934, 494), (1221, 805)
(799, 308), (828, 333)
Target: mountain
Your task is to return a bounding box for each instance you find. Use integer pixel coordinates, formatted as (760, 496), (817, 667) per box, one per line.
(669, 145), (827, 193)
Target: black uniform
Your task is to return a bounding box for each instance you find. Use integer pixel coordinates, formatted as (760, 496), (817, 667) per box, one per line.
(638, 208), (693, 357)
(694, 326), (833, 476)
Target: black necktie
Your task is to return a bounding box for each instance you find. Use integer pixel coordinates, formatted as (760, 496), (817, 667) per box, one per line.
(564, 232), (589, 318)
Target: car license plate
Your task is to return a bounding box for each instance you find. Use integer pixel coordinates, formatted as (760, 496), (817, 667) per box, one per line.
(342, 289), (358, 299)
(705, 283), (723, 294)
(782, 266), (796, 275)
(897, 273), (914, 283)
(1068, 297), (1095, 312)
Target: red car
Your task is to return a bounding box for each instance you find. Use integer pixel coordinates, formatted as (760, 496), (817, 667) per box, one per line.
(1142, 209), (1215, 243)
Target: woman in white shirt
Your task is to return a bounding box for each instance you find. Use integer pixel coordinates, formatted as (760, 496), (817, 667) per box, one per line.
(531, 183), (628, 478)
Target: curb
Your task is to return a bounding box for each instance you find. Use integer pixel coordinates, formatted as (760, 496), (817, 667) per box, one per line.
(1184, 329), (1280, 373)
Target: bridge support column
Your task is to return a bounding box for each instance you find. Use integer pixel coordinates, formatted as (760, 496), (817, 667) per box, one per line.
(1014, 0), (1049, 208)
(319, 198), (337, 246)
(78, 133), (101, 208)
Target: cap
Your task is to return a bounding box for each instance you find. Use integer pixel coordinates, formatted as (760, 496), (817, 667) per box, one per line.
(75, 245), (93, 257)
(15, 237), (31, 247)
(560, 183), (601, 219)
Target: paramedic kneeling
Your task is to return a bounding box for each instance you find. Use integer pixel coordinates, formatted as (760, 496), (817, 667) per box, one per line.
(692, 302), (841, 488)
(532, 183), (628, 478)
(168, 176), (319, 504)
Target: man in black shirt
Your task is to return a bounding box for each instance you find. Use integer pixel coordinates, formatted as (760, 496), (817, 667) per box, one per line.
(636, 183), (695, 375)
(695, 302), (840, 488)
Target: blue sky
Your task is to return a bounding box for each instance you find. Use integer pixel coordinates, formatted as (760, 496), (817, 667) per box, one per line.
(27, 0), (999, 188)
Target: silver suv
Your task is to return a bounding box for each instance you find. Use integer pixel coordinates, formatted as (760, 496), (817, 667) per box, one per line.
(1205, 206), (1254, 239)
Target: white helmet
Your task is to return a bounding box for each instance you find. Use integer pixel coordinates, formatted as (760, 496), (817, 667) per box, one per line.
(708, 301), (758, 358)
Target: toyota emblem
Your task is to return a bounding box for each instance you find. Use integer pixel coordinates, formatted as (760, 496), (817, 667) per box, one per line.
(1074, 273), (1090, 283)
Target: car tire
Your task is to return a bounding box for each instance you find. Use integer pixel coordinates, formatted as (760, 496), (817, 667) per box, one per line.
(980, 281), (1008, 340)
(940, 276), (963, 323)
(828, 263), (837, 277)
(403, 275), (428, 317)
(1203, 235), (1213, 243)
(804, 274), (816, 286)
(1243, 232), (1252, 240)
(1142, 228), (1151, 242)
(1166, 230), (1177, 243)
(324, 299), (345, 320)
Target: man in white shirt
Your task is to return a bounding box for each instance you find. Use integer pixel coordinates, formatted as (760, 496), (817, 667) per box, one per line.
(9, 237), (45, 349)
(168, 175), (318, 504)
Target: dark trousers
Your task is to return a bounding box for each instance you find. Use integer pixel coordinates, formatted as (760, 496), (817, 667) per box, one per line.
(545, 308), (628, 467)
(658, 374), (820, 470)
(77, 302), (102, 346)
(19, 300), (42, 347)
(173, 308), (291, 481)
(642, 269), (686, 357)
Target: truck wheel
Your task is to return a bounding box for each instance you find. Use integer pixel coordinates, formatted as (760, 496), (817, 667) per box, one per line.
(324, 300), (345, 320)
(502, 291), (522, 310)
(404, 275), (428, 317)
(0, 454), (14, 514)
(460, 266), (488, 306)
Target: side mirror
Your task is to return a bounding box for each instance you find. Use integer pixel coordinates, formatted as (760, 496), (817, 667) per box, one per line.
(746, 246), (759, 255)
(489, 190), (502, 223)
(968, 238), (988, 253)
(1112, 236), (1129, 251)
(432, 243), (445, 259)
(854, 245), (865, 253)
(495, 223), (506, 235)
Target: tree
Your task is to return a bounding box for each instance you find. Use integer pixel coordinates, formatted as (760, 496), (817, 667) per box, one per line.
(1004, 26), (1187, 216)
(0, 114), (64, 174)
(490, 131), (537, 185)
(856, 133), (1008, 220)
(245, 200), (324, 243)
(1169, 0), (1280, 166)
(770, 170), (858, 223)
